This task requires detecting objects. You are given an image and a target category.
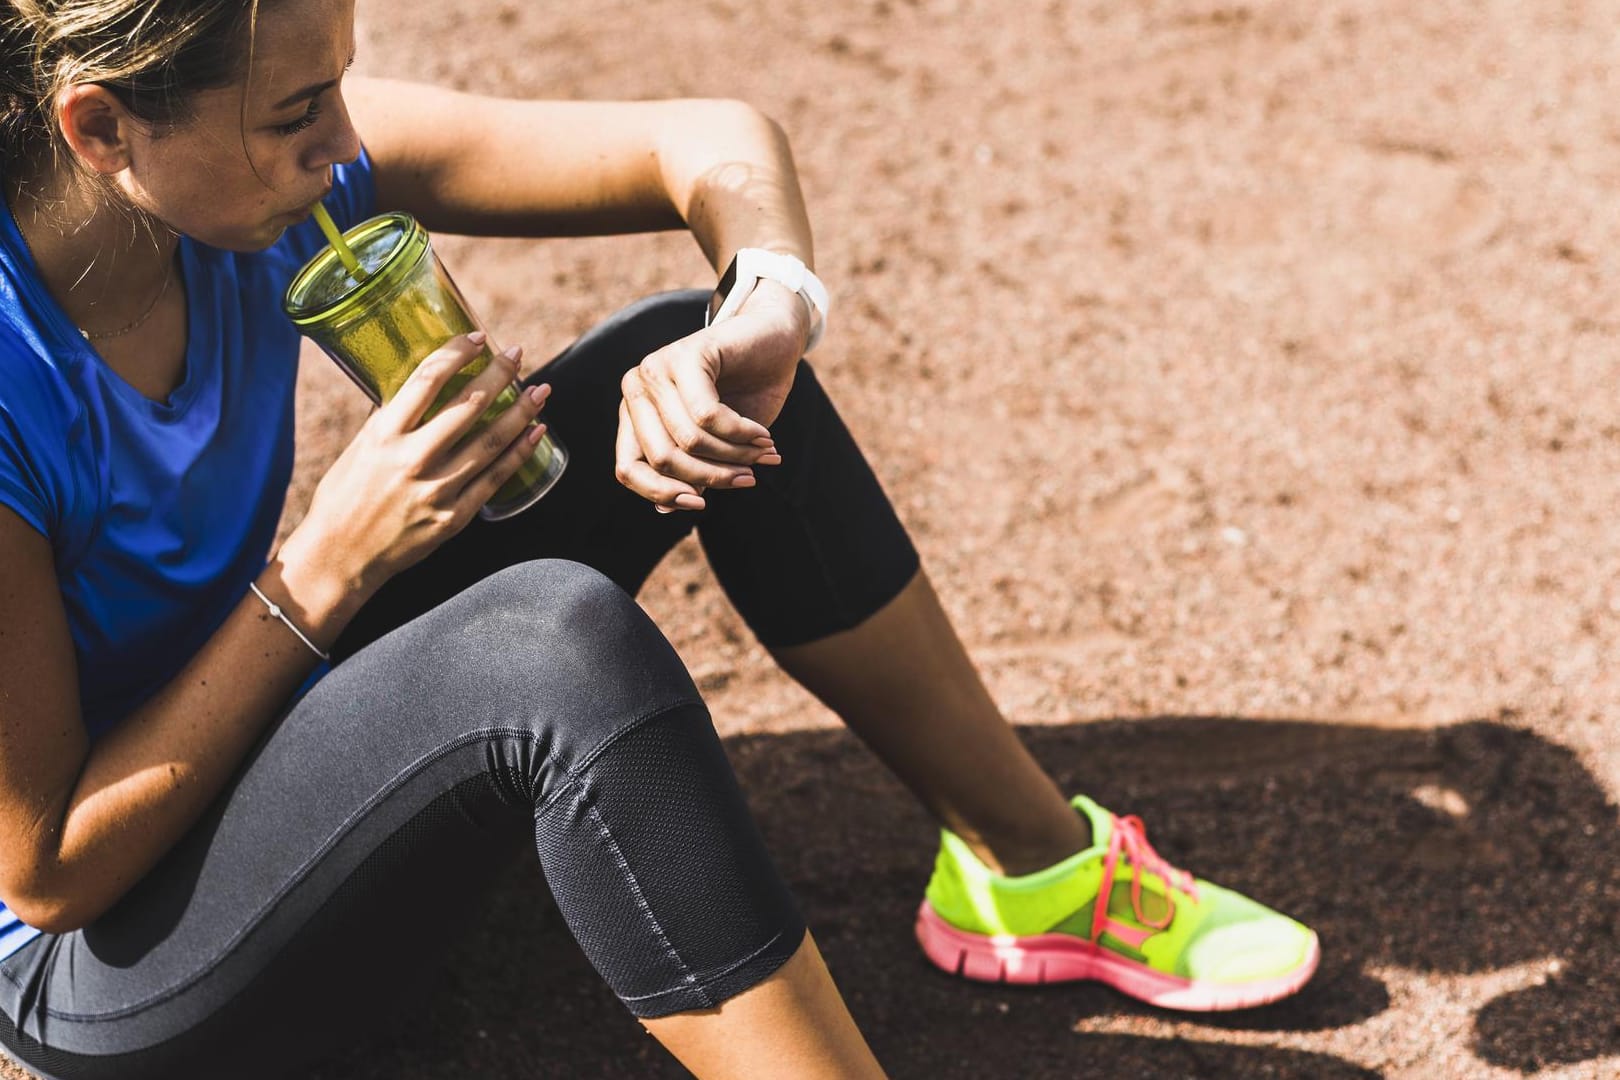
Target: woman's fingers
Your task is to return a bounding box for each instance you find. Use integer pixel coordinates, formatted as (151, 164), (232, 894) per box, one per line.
(416, 345), (526, 448)
(384, 332), (491, 434)
(439, 381), (550, 488)
(615, 400), (707, 511)
(644, 340), (777, 460)
(666, 352), (775, 448)
(620, 370), (756, 491)
(645, 369), (761, 466)
(457, 418), (553, 520)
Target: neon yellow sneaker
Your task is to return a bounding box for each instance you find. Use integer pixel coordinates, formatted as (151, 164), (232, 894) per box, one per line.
(915, 795), (1319, 1010)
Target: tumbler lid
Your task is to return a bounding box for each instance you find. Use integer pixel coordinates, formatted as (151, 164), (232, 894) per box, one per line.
(282, 211), (427, 327)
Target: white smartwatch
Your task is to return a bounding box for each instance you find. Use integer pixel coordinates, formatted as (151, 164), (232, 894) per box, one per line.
(705, 248), (830, 353)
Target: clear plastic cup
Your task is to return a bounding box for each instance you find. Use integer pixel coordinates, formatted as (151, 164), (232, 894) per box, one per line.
(282, 212), (566, 520)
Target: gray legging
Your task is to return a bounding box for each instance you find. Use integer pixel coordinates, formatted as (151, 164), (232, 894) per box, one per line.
(0, 292), (920, 1079)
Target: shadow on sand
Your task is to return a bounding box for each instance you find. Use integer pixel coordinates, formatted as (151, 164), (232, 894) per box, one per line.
(310, 716), (1620, 1079)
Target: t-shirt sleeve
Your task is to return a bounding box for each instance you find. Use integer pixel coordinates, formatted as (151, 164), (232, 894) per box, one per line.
(0, 406), (51, 537)
(276, 144), (380, 266)
(0, 341), (66, 539)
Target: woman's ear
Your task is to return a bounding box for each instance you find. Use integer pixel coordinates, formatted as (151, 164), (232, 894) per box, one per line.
(55, 84), (136, 175)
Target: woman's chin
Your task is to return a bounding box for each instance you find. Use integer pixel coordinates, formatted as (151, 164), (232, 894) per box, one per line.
(196, 221), (296, 254)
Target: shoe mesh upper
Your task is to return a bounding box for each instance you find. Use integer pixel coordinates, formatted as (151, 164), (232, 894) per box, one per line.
(924, 795), (1315, 984)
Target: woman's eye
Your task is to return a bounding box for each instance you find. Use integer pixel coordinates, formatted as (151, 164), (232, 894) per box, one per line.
(276, 100), (322, 136)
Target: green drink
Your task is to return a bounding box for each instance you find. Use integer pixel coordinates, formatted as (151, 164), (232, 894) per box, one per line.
(282, 212), (566, 520)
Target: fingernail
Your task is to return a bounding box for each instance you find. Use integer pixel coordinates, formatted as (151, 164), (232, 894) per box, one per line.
(525, 385), (545, 406)
(527, 423), (547, 444)
(655, 505), (674, 515)
(674, 494), (705, 510)
(468, 331), (487, 346)
(502, 345), (523, 368)
(758, 453), (783, 466)
(732, 473), (756, 488)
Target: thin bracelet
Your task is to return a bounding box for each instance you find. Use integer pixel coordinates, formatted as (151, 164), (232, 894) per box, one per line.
(249, 582), (331, 662)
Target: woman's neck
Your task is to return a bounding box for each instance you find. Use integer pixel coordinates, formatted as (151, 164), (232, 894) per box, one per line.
(7, 165), (179, 339)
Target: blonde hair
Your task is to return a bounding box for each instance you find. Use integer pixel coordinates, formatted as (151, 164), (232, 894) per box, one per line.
(1, 0), (262, 173)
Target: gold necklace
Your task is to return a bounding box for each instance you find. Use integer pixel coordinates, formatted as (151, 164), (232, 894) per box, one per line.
(78, 259), (174, 342)
(11, 207), (175, 343)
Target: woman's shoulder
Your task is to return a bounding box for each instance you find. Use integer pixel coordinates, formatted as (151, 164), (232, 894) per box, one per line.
(0, 325), (84, 541)
(0, 321), (80, 425)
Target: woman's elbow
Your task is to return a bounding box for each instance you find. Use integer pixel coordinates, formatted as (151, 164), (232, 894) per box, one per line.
(684, 98), (788, 145)
(6, 899), (83, 935)
(2, 878), (90, 936)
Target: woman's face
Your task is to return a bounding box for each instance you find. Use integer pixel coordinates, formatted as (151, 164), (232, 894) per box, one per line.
(113, 0), (362, 252)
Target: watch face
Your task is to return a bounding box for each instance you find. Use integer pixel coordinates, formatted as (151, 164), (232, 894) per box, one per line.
(708, 255), (741, 325)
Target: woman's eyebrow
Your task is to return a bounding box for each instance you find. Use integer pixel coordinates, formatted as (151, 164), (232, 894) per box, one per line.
(270, 53), (357, 110)
(271, 79), (336, 110)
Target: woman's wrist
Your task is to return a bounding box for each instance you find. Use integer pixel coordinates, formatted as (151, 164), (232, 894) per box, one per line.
(735, 278), (814, 357)
(261, 527), (372, 652)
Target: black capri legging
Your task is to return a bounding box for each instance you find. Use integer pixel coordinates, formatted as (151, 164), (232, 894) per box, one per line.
(0, 291), (920, 1080)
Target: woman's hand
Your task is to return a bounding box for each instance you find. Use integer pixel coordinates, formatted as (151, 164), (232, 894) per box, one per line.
(616, 281), (810, 512)
(280, 332), (549, 606)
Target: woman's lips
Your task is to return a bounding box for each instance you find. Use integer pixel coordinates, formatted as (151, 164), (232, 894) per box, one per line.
(283, 197), (329, 224)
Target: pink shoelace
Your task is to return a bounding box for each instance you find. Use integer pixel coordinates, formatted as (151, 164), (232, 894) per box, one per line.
(1089, 812), (1201, 947)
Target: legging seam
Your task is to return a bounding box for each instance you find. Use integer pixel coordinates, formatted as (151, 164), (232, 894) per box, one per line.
(582, 800), (699, 994)
(616, 921), (798, 1004)
(535, 697), (704, 814)
(23, 696), (704, 1024)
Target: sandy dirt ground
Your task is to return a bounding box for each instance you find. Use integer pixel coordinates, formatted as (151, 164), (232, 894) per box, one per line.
(8, 1), (1617, 1078)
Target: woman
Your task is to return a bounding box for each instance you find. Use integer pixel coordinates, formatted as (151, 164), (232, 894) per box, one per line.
(0, 0), (1319, 1076)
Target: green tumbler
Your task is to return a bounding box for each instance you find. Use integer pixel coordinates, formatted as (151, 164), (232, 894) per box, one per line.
(282, 212), (567, 521)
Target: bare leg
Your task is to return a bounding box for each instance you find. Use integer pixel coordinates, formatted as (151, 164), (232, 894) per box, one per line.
(642, 932), (887, 1079)
(771, 569), (1090, 875)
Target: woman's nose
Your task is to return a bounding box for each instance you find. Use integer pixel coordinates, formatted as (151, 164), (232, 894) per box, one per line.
(306, 93), (363, 171)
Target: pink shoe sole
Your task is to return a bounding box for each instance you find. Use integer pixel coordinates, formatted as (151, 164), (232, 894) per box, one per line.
(915, 901), (1320, 1011)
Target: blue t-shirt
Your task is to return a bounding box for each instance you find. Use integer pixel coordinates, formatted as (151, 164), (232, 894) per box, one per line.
(0, 151), (376, 957)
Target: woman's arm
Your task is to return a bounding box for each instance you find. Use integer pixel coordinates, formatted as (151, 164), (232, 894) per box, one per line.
(344, 78), (813, 271)
(0, 507), (345, 932)
(344, 78), (825, 511)
(0, 337), (544, 933)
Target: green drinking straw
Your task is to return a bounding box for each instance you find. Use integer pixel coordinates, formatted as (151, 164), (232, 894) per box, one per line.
(312, 203), (367, 281)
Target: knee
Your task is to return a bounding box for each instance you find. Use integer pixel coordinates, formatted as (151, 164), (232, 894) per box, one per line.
(453, 559), (635, 640)
(435, 559), (700, 726)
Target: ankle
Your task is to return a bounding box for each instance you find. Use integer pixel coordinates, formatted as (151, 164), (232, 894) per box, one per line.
(962, 814), (1094, 878)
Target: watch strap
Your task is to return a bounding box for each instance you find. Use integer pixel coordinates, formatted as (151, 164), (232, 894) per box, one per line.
(707, 248), (829, 353)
